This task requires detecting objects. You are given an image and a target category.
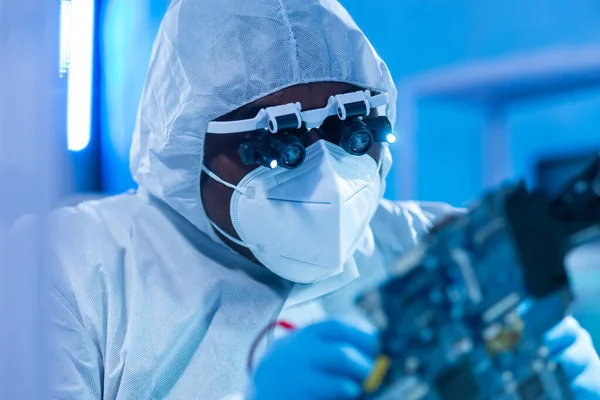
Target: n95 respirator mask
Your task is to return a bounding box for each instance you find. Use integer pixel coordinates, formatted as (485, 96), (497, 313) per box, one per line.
(202, 140), (382, 284)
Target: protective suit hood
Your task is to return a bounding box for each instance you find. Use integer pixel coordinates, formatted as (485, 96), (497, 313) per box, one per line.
(130, 0), (398, 243)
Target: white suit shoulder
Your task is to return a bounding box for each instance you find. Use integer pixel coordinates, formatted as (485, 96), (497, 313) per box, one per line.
(50, 194), (147, 281)
(48, 194), (151, 337)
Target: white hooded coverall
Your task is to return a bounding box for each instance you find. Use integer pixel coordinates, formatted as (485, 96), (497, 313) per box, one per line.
(49, 0), (456, 398)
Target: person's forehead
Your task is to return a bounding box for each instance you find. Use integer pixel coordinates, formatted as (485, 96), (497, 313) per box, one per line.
(220, 82), (361, 122)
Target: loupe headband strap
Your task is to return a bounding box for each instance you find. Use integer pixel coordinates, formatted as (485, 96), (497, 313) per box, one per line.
(206, 90), (389, 134)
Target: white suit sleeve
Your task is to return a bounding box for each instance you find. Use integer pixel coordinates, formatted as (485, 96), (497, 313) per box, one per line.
(49, 264), (103, 399)
(371, 199), (463, 258)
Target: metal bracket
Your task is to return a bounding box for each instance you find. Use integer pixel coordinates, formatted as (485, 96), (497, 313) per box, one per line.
(334, 90), (371, 120)
(265, 103), (302, 133)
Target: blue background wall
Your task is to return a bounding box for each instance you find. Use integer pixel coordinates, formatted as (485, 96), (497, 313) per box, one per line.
(340, 0), (600, 205)
(99, 0), (170, 192)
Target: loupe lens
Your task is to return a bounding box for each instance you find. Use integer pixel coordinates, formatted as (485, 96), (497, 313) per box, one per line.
(348, 131), (373, 154)
(339, 120), (373, 156)
(280, 143), (304, 168)
(272, 134), (306, 169)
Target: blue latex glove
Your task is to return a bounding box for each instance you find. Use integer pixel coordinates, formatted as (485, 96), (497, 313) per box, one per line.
(250, 318), (378, 400)
(544, 316), (600, 399)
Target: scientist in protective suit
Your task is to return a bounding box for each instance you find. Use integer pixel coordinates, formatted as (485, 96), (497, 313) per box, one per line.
(50, 0), (600, 399)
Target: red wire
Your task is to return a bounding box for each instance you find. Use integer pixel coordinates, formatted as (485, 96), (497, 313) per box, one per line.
(277, 320), (295, 330)
(247, 320), (296, 373)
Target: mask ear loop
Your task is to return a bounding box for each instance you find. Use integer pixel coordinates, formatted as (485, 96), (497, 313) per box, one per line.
(209, 218), (261, 252)
(201, 165), (247, 194)
(201, 165), (263, 251)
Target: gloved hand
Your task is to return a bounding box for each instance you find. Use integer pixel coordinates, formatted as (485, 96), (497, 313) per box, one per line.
(544, 316), (600, 400)
(249, 318), (378, 400)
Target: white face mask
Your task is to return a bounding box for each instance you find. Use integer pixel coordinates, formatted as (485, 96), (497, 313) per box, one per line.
(202, 140), (382, 284)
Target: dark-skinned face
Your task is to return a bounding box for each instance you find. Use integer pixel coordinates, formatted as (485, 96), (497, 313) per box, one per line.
(201, 82), (382, 264)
